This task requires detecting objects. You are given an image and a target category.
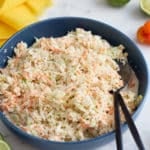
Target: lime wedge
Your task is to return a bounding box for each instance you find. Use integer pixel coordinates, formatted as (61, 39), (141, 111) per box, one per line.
(107, 0), (130, 7)
(140, 0), (150, 15)
(0, 140), (11, 150)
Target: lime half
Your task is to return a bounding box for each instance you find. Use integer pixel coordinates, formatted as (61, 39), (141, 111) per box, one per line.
(140, 0), (150, 15)
(0, 140), (11, 150)
(107, 0), (130, 7)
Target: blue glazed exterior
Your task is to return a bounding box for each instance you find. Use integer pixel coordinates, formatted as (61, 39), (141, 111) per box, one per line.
(0, 17), (149, 150)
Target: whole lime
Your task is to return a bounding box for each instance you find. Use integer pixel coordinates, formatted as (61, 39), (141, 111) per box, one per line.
(107, 0), (130, 7)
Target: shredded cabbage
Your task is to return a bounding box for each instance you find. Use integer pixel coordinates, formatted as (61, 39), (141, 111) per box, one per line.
(0, 28), (139, 141)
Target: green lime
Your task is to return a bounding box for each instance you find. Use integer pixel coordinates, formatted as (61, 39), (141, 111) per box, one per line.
(0, 133), (4, 140)
(107, 0), (130, 7)
(0, 140), (11, 150)
(140, 0), (150, 15)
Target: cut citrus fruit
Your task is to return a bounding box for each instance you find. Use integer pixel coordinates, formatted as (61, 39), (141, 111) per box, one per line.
(140, 0), (150, 15)
(107, 0), (130, 7)
(0, 140), (11, 150)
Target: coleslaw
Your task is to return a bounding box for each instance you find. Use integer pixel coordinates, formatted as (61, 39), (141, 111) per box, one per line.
(0, 28), (139, 141)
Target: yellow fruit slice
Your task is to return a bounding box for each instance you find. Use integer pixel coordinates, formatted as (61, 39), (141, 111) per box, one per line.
(0, 0), (26, 14)
(0, 39), (6, 46)
(107, 0), (130, 7)
(0, 140), (11, 150)
(0, 4), (36, 30)
(140, 0), (150, 15)
(0, 22), (16, 39)
(26, 0), (53, 15)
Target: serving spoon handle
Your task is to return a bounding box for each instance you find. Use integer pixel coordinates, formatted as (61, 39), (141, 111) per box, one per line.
(114, 91), (145, 150)
(114, 92), (123, 150)
(117, 93), (145, 150)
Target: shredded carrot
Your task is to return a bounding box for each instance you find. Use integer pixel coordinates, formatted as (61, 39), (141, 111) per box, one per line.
(0, 28), (139, 141)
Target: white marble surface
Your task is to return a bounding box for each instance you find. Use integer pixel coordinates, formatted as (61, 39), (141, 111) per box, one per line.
(0, 0), (150, 149)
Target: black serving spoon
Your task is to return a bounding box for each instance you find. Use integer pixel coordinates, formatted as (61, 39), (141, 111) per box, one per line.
(114, 62), (145, 150)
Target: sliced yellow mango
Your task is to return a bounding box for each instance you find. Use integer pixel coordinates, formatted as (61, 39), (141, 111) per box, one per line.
(26, 0), (53, 14)
(0, 21), (16, 39)
(0, 39), (6, 46)
(0, 0), (26, 14)
(0, 4), (36, 30)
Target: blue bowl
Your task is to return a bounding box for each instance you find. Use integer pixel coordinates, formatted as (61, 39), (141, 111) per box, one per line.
(0, 17), (149, 150)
